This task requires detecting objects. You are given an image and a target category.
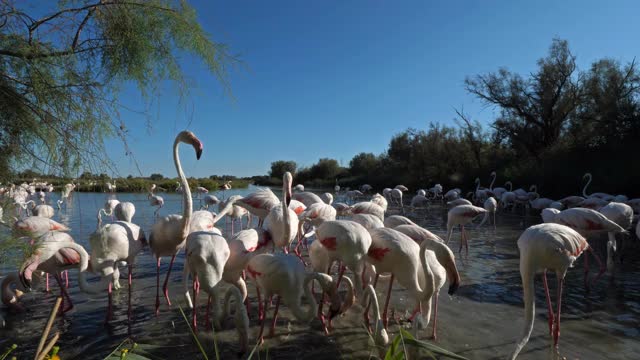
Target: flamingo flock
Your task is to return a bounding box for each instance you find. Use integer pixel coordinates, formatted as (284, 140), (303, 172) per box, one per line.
(1, 137), (639, 359)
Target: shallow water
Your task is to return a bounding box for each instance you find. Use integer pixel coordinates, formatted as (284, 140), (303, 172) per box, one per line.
(1, 188), (639, 359)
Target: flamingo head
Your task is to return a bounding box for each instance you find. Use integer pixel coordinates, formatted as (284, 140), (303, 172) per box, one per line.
(583, 172), (592, 179)
(490, 171), (496, 176)
(179, 131), (203, 159)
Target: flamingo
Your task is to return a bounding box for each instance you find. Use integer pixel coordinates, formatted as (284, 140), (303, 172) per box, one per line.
(234, 187), (280, 228)
(218, 180), (232, 199)
(473, 178), (489, 204)
(383, 215), (417, 228)
(114, 202), (136, 222)
(491, 180), (510, 200)
(361, 184), (373, 193)
(314, 220), (372, 329)
(195, 186), (209, 198)
(390, 188), (404, 211)
(558, 195), (585, 208)
(202, 194), (220, 210)
(264, 172), (298, 254)
(393, 224), (461, 339)
(292, 191), (324, 207)
(20, 232), (89, 314)
(288, 199), (307, 216)
(394, 185), (408, 192)
(346, 190), (364, 203)
(182, 224), (230, 331)
(443, 189), (460, 202)
(293, 184), (305, 192)
(1, 273), (26, 314)
(417, 189), (427, 197)
(370, 193), (388, 212)
(382, 188), (393, 202)
(445, 204), (487, 254)
(320, 192), (334, 205)
(32, 204), (55, 218)
(447, 198), (472, 208)
(350, 201), (385, 221)
(246, 252), (352, 342)
(350, 213), (384, 230)
(333, 202), (352, 217)
(582, 173), (612, 200)
(148, 130), (202, 315)
(81, 209), (146, 324)
(529, 195), (555, 211)
(510, 223), (592, 359)
(598, 202), (633, 270)
(410, 194), (429, 209)
(296, 202), (337, 252)
(220, 195), (250, 235)
(365, 227), (456, 336)
(104, 199), (120, 219)
(13, 216), (69, 238)
(478, 197), (497, 229)
(542, 207), (622, 279)
(148, 193), (164, 217)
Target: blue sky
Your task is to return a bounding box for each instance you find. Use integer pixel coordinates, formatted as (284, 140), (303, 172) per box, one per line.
(107, 0), (639, 178)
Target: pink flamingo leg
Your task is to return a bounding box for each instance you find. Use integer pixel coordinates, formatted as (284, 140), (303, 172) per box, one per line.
(317, 263), (333, 333)
(155, 257), (161, 316)
(192, 275), (199, 332)
(431, 293), (439, 340)
(327, 265), (346, 331)
(583, 251), (590, 290)
(231, 219), (235, 236)
(257, 296), (268, 344)
(553, 278), (564, 347)
(463, 226), (469, 255)
(46, 273), (50, 292)
(163, 254), (176, 306)
(542, 270), (555, 335)
(64, 270), (69, 288)
(54, 273), (73, 314)
(382, 274), (395, 329)
(458, 225), (464, 254)
(106, 281), (113, 323)
(268, 296), (280, 338)
(128, 263), (133, 325)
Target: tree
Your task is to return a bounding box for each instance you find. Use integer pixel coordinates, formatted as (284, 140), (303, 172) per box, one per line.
(269, 160), (297, 179)
(465, 39), (581, 158)
(0, 0), (236, 177)
(349, 152), (379, 176)
(149, 173), (164, 181)
(309, 158), (341, 180)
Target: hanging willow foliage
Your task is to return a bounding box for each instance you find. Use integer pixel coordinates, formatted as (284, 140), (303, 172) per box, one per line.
(0, 0), (237, 178)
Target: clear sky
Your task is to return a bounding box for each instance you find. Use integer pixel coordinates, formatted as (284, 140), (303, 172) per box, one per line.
(107, 0), (639, 178)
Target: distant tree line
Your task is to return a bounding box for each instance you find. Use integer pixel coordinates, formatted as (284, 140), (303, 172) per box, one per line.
(258, 39), (640, 198)
(12, 171), (250, 193)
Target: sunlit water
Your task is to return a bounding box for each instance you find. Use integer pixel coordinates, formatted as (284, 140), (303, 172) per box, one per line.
(1, 187), (638, 359)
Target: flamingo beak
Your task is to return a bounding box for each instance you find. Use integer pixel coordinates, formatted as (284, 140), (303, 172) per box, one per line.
(195, 146), (203, 160)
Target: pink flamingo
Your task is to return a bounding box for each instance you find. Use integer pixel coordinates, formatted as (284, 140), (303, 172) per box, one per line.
(234, 187), (279, 228)
(510, 223), (593, 359)
(445, 204), (487, 254)
(148, 131), (202, 315)
(264, 172), (298, 254)
(350, 201), (385, 221)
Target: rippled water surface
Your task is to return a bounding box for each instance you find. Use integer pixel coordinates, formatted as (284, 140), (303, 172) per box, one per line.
(1, 187), (639, 359)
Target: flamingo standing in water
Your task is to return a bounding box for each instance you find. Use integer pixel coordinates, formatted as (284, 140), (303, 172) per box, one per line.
(264, 172), (298, 254)
(148, 184), (165, 217)
(445, 204), (487, 254)
(478, 197), (497, 229)
(510, 223), (593, 359)
(351, 201), (385, 221)
(246, 253), (352, 343)
(234, 187), (280, 228)
(370, 193), (388, 212)
(148, 131), (203, 315)
(20, 232), (90, 314)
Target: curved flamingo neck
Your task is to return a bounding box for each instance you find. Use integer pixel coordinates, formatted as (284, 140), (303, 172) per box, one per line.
(489, 173), (496, 190)
(174, 136), (193, 237)
(418, 240), (435, 300)
(583, 174), (592, 198)
(510, 270), (535, 360)
(475, 179), (481, 192)
(281, 175), (292, 245)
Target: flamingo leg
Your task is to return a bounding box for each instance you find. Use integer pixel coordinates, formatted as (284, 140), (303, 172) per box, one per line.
(542, 270), (554, 335)
(106, 281), (113, 323)
(431, 293), (439, 341)
(257, 296), (268, 345)
(231, 219), (235, 236)
(54, 273), (73, 314)
(318, 263), (332, 333)
(382, 274), (394, 329)
(583, 253), (590, 291)
(553, 278), (564, 347)
(588, 248), (606, 286)
(46, 273), (50, 292)
(128, 263), (133, 335)
(364, 274), (380, 333)
(327, 265), (346, 331)
(268, 296), (280, 338)
(464, 226), (469, 255)
(163, 254), (176, 306)
(458, 225), (463, 253)
(64, 270), (69, 288)
(192, 275), (199, 332)
(155, 257), (161, 316)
